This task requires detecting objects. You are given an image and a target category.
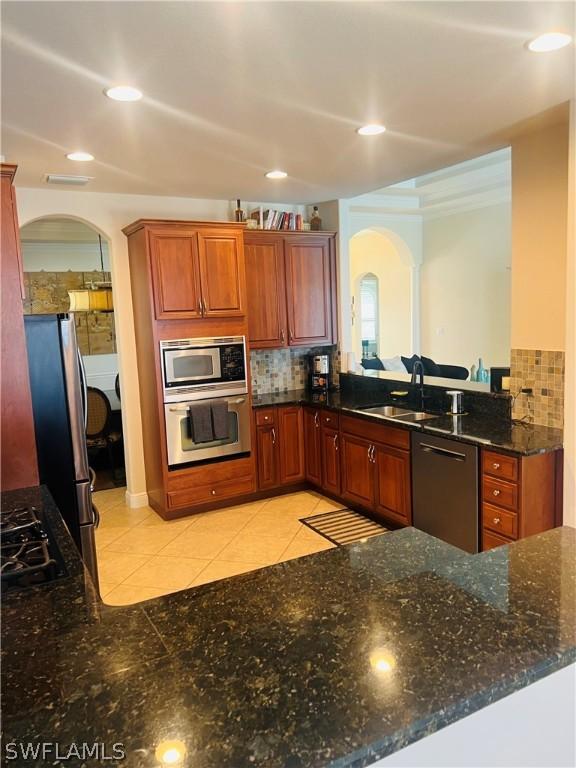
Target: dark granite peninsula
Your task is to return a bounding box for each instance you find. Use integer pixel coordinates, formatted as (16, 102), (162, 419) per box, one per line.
(252, 389), (563, 456)
(2, 486), (575, 768)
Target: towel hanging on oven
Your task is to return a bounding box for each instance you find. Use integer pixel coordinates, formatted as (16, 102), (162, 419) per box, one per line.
(211, 400), (229, 440)
(188, 402), (213, 443)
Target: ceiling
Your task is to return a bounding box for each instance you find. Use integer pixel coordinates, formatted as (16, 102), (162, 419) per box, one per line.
(1, 1), (574, 203)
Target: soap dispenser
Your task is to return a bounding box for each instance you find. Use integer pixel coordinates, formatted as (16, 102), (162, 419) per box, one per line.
(446, 390), (465, 415)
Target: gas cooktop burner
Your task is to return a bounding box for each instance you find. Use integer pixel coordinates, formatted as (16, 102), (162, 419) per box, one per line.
(1, 503), (66, 589)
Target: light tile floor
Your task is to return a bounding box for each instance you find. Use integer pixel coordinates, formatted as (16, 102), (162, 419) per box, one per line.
(93, 488), (345, 606)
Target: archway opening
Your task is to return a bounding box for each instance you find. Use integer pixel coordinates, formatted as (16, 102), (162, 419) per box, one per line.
(20, 215), (125, 490)
(349, 229), (413, 365)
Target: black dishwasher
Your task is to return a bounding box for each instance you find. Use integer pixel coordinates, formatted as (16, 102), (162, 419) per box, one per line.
(411, 433), (479, 553)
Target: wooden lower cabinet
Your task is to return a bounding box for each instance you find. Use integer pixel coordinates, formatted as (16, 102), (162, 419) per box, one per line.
(340, 433), (375, 508)
(480, 448), (561, 551)
(256, 424), (278, 490)
(277, 406), (305, 485)
(303, 407), (322, 485)
(255, 406), (304, 490)
(321, 426), (340, 496)
(373, 444), (412, 525)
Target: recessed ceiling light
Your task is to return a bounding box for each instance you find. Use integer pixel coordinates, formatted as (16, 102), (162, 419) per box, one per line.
(265, 170), (288, 179)
(527, 32), (572, 52)
(66, 151), (94, 162)
(357, 124), (386, 136)
(105, 85), (143, 102)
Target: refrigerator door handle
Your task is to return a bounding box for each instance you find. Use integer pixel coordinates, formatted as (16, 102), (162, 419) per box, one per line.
(77, 346), (88, 429)
(60, 316), (90, 481)
(76, 481), (95, 525)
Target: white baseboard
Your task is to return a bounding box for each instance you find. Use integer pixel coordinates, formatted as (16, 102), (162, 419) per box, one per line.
(125, 490), (149, 509)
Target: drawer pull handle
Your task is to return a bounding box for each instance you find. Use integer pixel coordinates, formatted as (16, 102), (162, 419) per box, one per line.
(314, 412), (320, 428)
(493, 489), (501, 497)
(493, 517), (501, 525)
(333, 434), (338, 451)
(271, 428), (276, 445)
(493, 462), (501, 470)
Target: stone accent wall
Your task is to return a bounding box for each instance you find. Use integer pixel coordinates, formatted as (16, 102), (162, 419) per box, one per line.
(23, 271), (116, 357)
(509, 349), (564, 429)
(250, 346), (340, 395)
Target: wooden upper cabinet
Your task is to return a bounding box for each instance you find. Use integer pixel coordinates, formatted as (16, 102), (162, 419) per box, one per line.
(245, 236), (287, 348)
(149, 231), (202, 319)
(285, 237), (333, 346)
(244, 231), (336, 349)
(197, 230), (245, 317)
(124, 221), (246, 323)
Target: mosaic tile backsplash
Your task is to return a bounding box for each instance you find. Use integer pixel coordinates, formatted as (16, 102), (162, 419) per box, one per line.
(510, 349), (564, 429)
(250, 346), (340, 394)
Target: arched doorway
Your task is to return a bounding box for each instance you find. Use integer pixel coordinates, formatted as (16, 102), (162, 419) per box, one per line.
(20, 215), (126, 490)
(349, 228), (415, 364)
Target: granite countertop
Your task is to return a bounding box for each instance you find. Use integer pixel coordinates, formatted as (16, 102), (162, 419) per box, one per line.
(252, 390), (563, 456)
(2, 485), (575, 768)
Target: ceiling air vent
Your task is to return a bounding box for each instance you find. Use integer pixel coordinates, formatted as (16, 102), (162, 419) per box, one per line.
(45, 174), (94, 186)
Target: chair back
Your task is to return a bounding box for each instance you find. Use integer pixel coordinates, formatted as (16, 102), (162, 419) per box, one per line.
(86, 387), (112, 439)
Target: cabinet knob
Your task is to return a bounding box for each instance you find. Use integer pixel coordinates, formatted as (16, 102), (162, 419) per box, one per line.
(264, 415), (269, 420)
(493, 489), (501, 497)
(211, 489), (216, 496)
(493, 462), (501, 470)
(493, 517), (501, 525)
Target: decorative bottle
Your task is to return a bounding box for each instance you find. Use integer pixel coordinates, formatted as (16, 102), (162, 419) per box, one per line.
(477, 358), (487, 383)
(234, 199), (244, 222)
(310, 206), (322, 231)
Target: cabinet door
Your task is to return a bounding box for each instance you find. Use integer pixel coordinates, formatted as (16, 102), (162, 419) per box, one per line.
(277, 406), (305, 485)
(374, 445), (412, 525)
(149, 232), (202, 319)
(245, 236), (287, 348)
(322, 426), (341, 497)
(303, 407), (322, 486)
(256, 425), (278, 490)
(197, 230), (245, 317)
(340, 433), (374, 508)
(284, 237), (333, 346)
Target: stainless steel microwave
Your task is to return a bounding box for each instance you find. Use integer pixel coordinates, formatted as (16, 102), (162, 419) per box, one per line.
(160, 336), (247, 403)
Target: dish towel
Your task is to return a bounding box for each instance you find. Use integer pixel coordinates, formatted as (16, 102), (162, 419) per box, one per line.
(189, 402), (214, 443)
(211, 400), (229, 440)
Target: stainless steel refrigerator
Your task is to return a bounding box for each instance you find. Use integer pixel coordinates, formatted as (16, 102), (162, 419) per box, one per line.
(24, 313), (99, 590)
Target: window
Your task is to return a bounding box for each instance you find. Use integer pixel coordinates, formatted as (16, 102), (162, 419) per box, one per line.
(359, 273), (379, 357)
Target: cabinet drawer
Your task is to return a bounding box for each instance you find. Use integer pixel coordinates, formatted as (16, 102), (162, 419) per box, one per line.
(255, 408), (275, 426)
(482, 476), (518, 511)
(482, 503), (518, 539)
(167, 476), (254, 510)
(340, 415), (410, 450)
(167, 456), (254, 491)
(482, 451), (519, 482)
(482, 528), (513, 551)
(321, 411), (339, 429)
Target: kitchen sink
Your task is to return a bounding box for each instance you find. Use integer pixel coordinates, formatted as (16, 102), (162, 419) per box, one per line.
(393, 411), (441, 422)
(359, 405), (414, 417)
(358, 405), (441, 422)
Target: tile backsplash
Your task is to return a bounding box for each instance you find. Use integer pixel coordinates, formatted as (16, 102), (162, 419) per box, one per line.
(509, 349), (564, 429)
(250, 346), (340, 394)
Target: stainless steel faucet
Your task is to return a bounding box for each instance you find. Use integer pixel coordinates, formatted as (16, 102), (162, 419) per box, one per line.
(411, 360), (426, 411)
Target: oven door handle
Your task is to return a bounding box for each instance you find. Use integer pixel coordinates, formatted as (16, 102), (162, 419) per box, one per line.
(169, 397), (246, 413)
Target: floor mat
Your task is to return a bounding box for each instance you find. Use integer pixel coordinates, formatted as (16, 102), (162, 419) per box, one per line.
(300, 507), (389, 546)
